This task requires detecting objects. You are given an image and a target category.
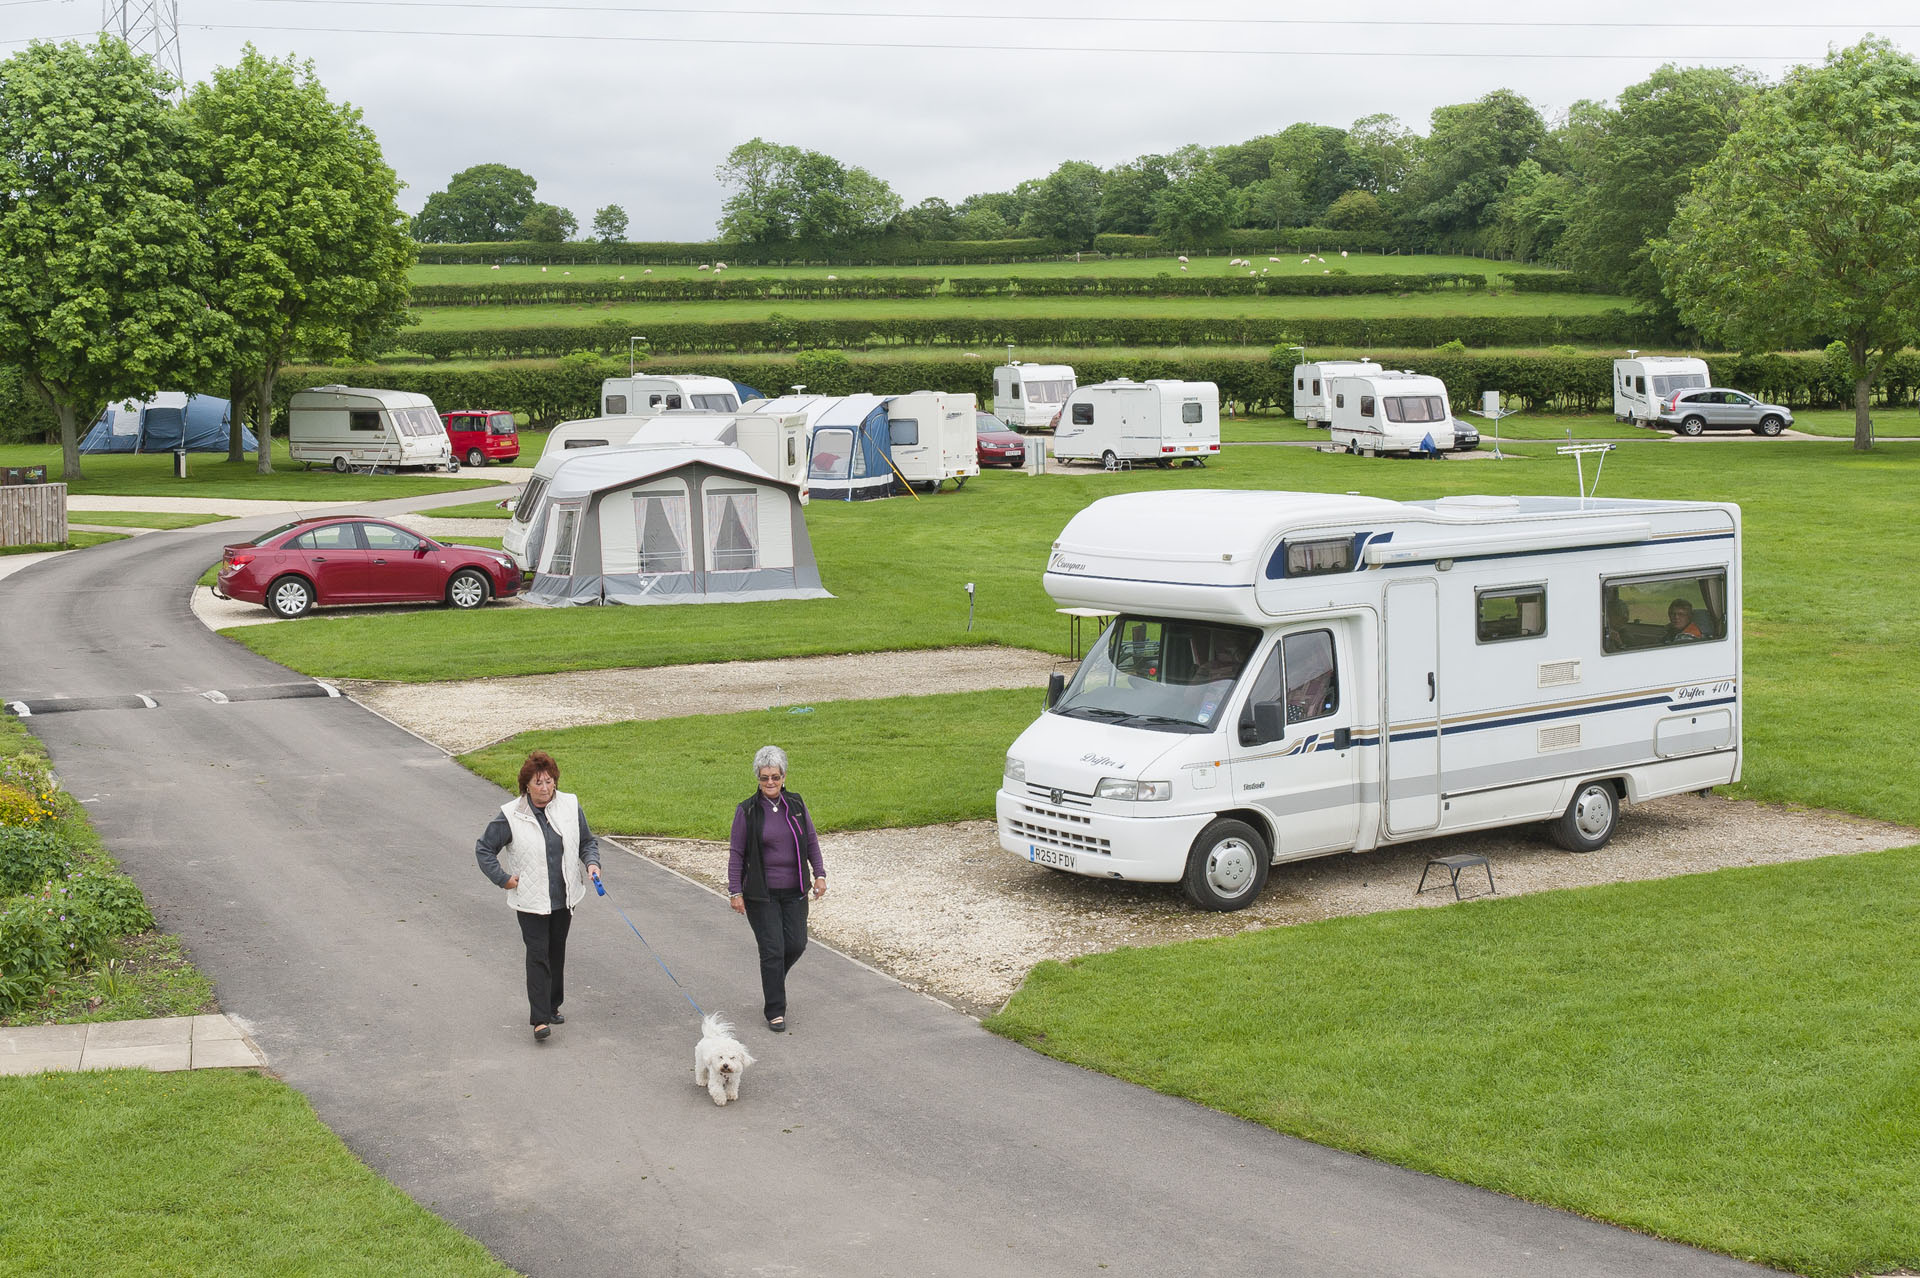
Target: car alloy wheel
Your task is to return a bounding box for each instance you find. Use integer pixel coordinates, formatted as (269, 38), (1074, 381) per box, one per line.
(447, 569), (489, 610)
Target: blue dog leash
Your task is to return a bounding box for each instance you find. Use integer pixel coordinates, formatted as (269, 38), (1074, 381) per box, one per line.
(595, 876), (706, 1018)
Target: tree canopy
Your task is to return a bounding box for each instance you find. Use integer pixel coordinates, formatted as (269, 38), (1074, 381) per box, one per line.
(592, 204), (628, 243)
(413, 164), (538, 242)
(715, 138), (900, 244)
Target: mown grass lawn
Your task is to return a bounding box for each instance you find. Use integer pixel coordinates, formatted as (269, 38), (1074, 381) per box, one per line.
(986, 845), (1920, 1278)
(0, 530), (126, 556)
(463, 689), (1040, 839)
(412, 253), (1563, 285)
(0, 1070), (515, 1277)
(0, 442), (501, 500)
(65, 510), (233, 529)
(419, 499), (515, 519)
(401, 289), (1633, 332)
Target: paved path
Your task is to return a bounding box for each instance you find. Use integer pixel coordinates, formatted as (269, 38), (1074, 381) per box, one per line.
(0, 489), (1782, 1278)
(0, 1014), (265, 1075)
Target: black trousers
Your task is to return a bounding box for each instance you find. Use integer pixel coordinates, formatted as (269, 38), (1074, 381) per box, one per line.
(743, 888), (809, 1021)
(515, 907), (572, 1026)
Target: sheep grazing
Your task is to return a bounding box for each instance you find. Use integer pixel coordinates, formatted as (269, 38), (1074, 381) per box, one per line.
(643, 268), (653, 274)
(490, 264), (500, 270)
(715, 261), (727, 269)
(1341, 250), (1349, 258)
(827, 274), (837, 280)
(1179, 264), (1188, 271)
(698, 264), (710, 271)
(1176, 255), (1189, 263)
(1269, 256), (1280, 262)
(541, 266), (548, 272)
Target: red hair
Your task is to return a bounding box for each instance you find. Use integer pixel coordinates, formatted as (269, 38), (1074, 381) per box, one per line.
(517, 750), (559, 795)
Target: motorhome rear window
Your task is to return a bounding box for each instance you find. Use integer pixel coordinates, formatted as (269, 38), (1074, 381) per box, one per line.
(1476, 586), (1546, 643)
(1181, 402), (1202, 424)
(1071, 403), (1093, 425)
(890, 418), (919, 447)
(604, 395), (628, 415)
(1383, 396), (1445, 424)
(1602, 570), (1728, 653)
(350, 411), (381, 432)
(1282, 538), (1354, 577)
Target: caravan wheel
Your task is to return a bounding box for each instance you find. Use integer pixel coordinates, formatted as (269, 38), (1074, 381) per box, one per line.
(331, 456), (349, 473)
(1550, 781), (1618, 853)
(1182, 818), (1269, 911)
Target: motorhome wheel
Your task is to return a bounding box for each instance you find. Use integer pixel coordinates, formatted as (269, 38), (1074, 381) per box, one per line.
(267, 575), (314, 619)
(466, 448), (485, 467)
(1182, 818), (1269, 911)
(1551, 781), (1618, 853)
(1756, 416), (1784, 436)
(1678, 416), (1706, 436)
(447, 569), (489, 610)
(331, 456), (348, 473)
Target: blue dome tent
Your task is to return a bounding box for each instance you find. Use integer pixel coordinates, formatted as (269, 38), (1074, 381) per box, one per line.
(81, 393), (256, 454)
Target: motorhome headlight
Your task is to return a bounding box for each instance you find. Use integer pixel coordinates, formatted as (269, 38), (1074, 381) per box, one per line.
(1003, 756), (1026, 784)
(1096, 778), (1171, 802)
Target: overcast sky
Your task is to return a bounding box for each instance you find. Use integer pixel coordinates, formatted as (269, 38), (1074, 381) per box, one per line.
(7, 1), (1916, 238)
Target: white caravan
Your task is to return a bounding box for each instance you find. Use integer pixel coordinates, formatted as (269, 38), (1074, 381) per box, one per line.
(991, 362), (1077, 431)
(1050, 379), (1221, 468)
(999, 489), (1742, 910)
(1292, 360), (1383, 427)
(1613, 357), (1710, 425)
(740, 390), (979, 493)
(1327, 371), (1456, 456)
(539, 411), (810, 501)
(601, 375), (741, 416)
(288, 386), (452, 472)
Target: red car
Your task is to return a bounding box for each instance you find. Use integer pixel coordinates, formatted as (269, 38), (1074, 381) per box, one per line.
(215, 517), (522, 619)
(442, 409), (521, 468)
(976, 412), (1027, 468)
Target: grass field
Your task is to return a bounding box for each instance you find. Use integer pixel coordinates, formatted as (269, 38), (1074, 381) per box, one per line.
(0, 442), (501, 500)
(402, 289), (1632, 333)
(0, 1070), (515, 1277)
(986, 846), (1920, 1278)
(0, 530), (126, 556)
(66, 510), (234, 529)
(412, 253), (1562, 285)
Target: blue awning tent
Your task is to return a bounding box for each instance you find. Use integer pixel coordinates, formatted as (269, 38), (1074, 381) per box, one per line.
(81, 393), (256, 454)
(731, 381), (766, 402)
(805, 396), (897, 500)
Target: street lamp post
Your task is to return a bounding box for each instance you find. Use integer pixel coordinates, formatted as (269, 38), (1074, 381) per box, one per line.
(628, 335), (647, 377)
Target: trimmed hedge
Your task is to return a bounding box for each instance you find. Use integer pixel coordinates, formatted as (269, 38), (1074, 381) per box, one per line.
(411, 276), (944, 307)
(414, 237), (1072, 267)
(946, 273), (1489, 298)
(1503, 272), (1607, 294)
(386, 313), (1660, 362)
(285, 347), (1920, 429)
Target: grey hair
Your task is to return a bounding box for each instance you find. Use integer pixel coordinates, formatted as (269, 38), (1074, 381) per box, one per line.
(753, 745), (789, 780)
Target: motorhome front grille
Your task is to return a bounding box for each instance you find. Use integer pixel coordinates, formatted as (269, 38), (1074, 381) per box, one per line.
(1025, 783), (1093, 809)
(1537, 660), (1582, 688)
(1539, 723), (1582, 752)
(1008, 814), (1112, 855)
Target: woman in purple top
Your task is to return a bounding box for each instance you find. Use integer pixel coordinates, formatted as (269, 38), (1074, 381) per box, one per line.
(728, 745), (827, 1032)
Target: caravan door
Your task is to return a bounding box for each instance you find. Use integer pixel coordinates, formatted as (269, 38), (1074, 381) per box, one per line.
(1230, 624), (1362, 858)
(1383, 579), (1442, 836)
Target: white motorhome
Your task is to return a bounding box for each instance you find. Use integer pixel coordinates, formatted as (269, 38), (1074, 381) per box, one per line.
(1613, 357), (1710, 425)
(601, 375), (742, 416)
(539, 412), (810, 501)
(1292, 360), (1383, 427)
(1050, 380), (1221, 468)
(288, 386), (452, 472)
(999, 490), (1742, 910)
(1327, 371), (1456, 456)
(991, 362), (1077, 431)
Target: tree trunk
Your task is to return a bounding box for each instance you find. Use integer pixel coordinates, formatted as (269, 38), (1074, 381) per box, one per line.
(254, 374), (275, 474)
(1854, 375), (1874, 451)
(58, 402), (82, 481)
(228, 377), (248, 464)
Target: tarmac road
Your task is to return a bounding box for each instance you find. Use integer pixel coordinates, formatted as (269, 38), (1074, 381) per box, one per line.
(0, 497), (1783, 1278)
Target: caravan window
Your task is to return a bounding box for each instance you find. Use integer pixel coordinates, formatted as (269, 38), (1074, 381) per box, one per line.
(564, 438), (609, 450)
(1312, 379), (1322, 395)
(1635, 376), (1647, 394)
(1359, 396), (1376, 418)
(350, 411), (381, 432)
(690, 394), (738, 411)
(515, 477), (548, 524)
(1334, 393), (1345, 408)
(605, 395), (628, 415)
(1296, 377), (1305, 391)
(889, 418), (920, 447)
(1278, 537), (1354, 578)
(1383, 396), (1445, 424)
(1027, 379), (1072, 403)
(634, 494), (691, 575)
(1652, 374), (1707, 396)
(810, 428), (852, 480)
(1071, 402), (1094, 425)
(1476, 586), (1547, 643)
(1601, 570), (1728, 653)
(786, 435), (797, 468)
(1181, 402), (1202, 424)
(706, 488), (760, 571)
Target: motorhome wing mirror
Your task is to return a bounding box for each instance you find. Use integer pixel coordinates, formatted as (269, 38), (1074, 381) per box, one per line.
(502, 499), (517, 513)
(1046, 672), (1065, 709)
(1253, 701), (1286, 743)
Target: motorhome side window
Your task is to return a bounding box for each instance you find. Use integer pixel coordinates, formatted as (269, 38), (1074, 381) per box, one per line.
(1281, 537), (1354, 577)
(1071, 403), (1094, 425)
(1241, 630), (1340, 734)
(1181, 402), (1202, 424)
(1601, 570), (1728, 653)
(349, 411), (381, 432)
(890, 418), (919, 447)
(1476, 586), (1546, 643)
(605, 395), (628, 415)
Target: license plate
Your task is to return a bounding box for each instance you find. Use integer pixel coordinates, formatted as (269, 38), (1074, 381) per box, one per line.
(1029, 845), (1075, 870)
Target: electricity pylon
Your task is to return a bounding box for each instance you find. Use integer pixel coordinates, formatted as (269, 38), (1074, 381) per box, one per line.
(101, 0), (183, 91)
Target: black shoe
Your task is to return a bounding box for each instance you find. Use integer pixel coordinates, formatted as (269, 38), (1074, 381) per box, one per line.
(767, 1016), (786, 1033)
(533, 1024), (551, 1041)
(551, 1012), (565, 1024)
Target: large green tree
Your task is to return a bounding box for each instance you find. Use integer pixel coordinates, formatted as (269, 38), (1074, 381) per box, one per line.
(521, 202), (577, 243)
(412, 163), (537, 242)
(1405, 90), (1549, 236)
(1097, 155), (1170, 235)
(1153, 166), (1233, 244)
(1019, 161), (1103, 247)
(591, 204), (628, 243)
(714, 139), (898, 244)
(0, 38), (225, 479)
(1559, 65), (1756, 314)
(187, 48), (413, 473)
(1658, 39), (1920, 451)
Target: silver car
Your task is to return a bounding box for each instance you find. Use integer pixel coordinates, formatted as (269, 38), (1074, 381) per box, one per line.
(1656, 388), (1793, 437)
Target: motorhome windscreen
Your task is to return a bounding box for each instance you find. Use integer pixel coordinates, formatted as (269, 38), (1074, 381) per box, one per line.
(1025, 380), (1073, 403)
(1053, 617), (1261, 732)
(1382, 396), (1445, 424)
(1651, 374), (1707, 396)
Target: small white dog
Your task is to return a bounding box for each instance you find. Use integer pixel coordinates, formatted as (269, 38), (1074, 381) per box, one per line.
(693, 1013), (754, 1106)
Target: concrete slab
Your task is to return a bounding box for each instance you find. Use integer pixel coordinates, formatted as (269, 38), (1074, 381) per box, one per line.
(190, 1037), (265, 1070)
(83, 1015), (192, 1050)
(190, 1013), (243, 1041)
(80, 1042), (191, 1072)
(0, 1051), (81, 1076)
(1, 1024), (88, 1054)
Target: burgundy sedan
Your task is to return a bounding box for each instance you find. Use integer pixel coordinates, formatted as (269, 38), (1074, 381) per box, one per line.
(215, 517), (522, 619)
(976, 412), (1027, 468)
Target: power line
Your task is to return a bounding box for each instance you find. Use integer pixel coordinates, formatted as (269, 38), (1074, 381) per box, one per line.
(246, 0), (1920, 33)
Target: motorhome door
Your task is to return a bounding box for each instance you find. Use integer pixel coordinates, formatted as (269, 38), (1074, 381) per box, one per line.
(1229, 625), (1361, 857)
(1383, 579), (1442, 835)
